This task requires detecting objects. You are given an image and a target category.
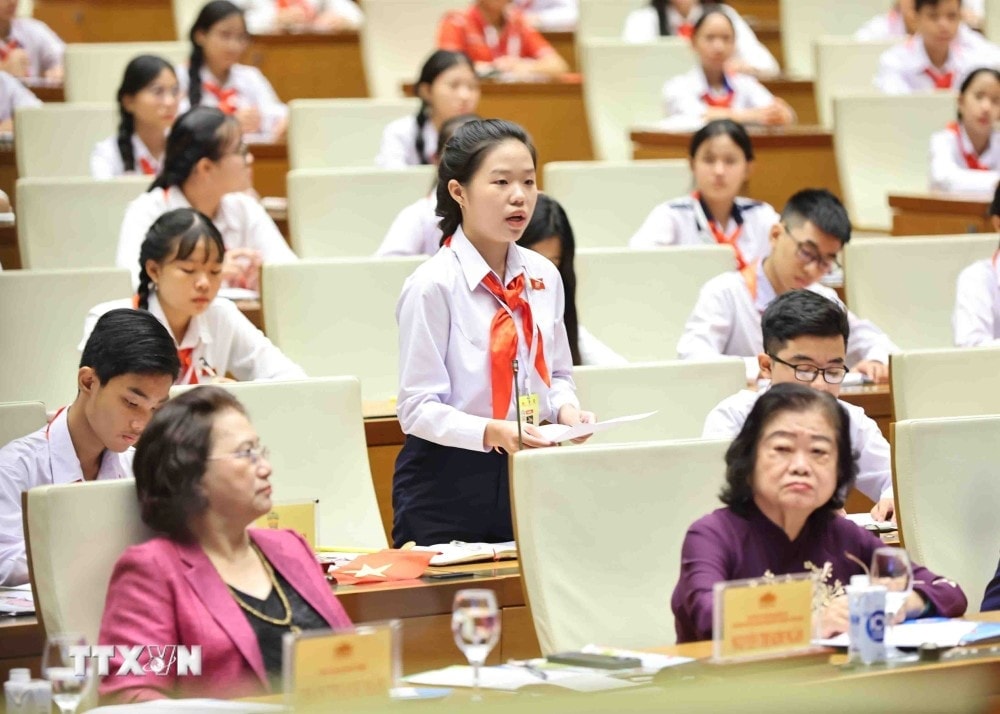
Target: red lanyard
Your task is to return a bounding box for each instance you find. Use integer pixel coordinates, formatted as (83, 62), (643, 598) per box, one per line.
(44, 406), (67, 440)
(947, 122), (988, 171)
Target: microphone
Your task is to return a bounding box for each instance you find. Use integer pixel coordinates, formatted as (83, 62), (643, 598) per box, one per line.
(512, 359), (524, 451)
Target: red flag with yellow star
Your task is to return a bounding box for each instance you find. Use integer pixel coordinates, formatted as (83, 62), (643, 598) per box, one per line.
(329, 550), (435, 585)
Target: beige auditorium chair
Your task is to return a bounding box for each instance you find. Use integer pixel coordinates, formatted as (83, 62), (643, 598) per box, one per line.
(263, 257), (424, 402)
(779, 0), (887, 78)
(0, 268), (132, 407)
(15, 104), (117, 178)
(833, 92), (954, 231)
(894, 415), (1000, 612)
(16, 177), (148, 269)
(0, 401), (46, 446)
(542, 160), (691, 249)
(988, 0), (1000, 44)
(577, 0), (645, 41)
(63, 42), (189, 103)
(844, 234), (997, 351)
(287, 166), (435, 257)
(891, 346), (1000, 422)
(173, 0), (203, 40)
(575, 246), (734, 361)
(572, 359), (746, 444)
(288, 98), (419, 169)
(579, 38), (695, 161)
(358, 0), (465, 98)
(172, 378), (387, 548)
(813, 37), (895, 128)
(512, 438), (729, 652)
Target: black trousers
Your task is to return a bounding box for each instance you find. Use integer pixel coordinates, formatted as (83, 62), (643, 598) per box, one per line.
(391, 435), (513, 547)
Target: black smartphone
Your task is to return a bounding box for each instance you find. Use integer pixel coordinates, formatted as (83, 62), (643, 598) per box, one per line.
(546, 652), (643, 670)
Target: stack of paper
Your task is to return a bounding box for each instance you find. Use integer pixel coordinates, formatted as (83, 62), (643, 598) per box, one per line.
(412, 541), (517, 566)
(0, 584), (35, 615)
(404, 665), (638, 692)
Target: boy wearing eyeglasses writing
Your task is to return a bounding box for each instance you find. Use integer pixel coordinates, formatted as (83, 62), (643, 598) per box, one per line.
(702, 289), (895, 521)
(677, 188), (897, 384)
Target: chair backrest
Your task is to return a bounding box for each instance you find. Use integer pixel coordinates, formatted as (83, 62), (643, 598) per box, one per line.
(358, 0), (465, 98)
(572, 359), (746, 443)
(542, 160), (691, 249)
(579, 38), (695, 160)
(987, 0), (1000, 45)
(16, 177), (148, 269)
(779, 0), (888, 77)
(577, 0), (645, 40)
(14, 104), (118, 178)
(0, 269), (132, 406)
(288, 98), (420, 169)
(575, 246), (734, 361)
(287, 167), (435, 257)
(814, 37), (895, 127)
(63, 42), (189, 103)
(172, 378), (387, 548)
(262, 258), (424, 402)
(0, 401), (46, 446)
(894, 415), (1000, 612)
(844, 235), (997, 351)
(833, 92), (954, 231)
(512, 438), (729, 652)
(891, 346), (1000, 422)
(26, 480), (153, 644)
(173, 0), (203, 40)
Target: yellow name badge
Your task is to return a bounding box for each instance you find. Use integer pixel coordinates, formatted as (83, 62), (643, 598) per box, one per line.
(253, 500), (317, 549)
(518, 392), (540, 425)
(283, 622), (400, 709)
(712, 573), (816, 662)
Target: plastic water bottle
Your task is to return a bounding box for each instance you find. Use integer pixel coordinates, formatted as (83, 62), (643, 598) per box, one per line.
(4, 669), (52, 714)
(847, 574), (887, 665)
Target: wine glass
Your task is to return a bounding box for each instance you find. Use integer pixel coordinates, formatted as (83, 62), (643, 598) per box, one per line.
(871, 547), (915, 662)
(42, 633), (91, 714)
(451, 589), (500, 700)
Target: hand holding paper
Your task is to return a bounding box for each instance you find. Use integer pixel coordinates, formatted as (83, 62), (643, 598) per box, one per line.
(535, 411), (657, 444)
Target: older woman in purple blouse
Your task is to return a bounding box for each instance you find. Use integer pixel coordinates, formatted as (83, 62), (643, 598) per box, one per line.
(671, 383), (967, 643)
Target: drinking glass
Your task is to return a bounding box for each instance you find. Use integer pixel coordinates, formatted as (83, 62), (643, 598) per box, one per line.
(41, 632), (91, 714)
(451, 589), (501, 699)
(871, 547), (915, 661)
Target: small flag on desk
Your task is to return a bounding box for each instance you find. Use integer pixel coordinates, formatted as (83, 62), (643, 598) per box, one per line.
(329, 550), (435, 585)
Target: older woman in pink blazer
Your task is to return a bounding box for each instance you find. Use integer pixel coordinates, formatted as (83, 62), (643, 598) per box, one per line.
(98, 387), (352, 702)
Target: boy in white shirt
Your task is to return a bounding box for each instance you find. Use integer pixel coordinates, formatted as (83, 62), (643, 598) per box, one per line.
(953, 185), (1000, 346)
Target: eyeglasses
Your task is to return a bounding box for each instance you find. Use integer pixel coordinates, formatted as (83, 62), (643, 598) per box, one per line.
(143, 84), (181, 100)
(222, 142), (250, 161)
(782, 224), (841, 274)
(208, 444), (270, 465)
(768, 353), (849, 385)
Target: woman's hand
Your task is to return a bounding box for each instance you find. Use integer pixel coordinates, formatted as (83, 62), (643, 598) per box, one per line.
(820, 595), (850, 638)
(558, 405), (596, 444)
(0, 49), (30, 78)
(484, 420), (555, 453)
(222, 248), (262, 290)
(896, 592), (928, 623)
(871, 497), (895, 522)
(853, 360), (889, 384)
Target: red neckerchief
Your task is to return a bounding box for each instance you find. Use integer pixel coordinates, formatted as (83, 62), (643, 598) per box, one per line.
(947, 121), (988, 170)
(692, 192), (748, 270)
(203, 81), (239, 115)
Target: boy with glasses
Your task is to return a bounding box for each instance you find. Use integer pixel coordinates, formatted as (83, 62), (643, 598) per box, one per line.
(703, 289), (895, 521)
(678, 188), (896, 383)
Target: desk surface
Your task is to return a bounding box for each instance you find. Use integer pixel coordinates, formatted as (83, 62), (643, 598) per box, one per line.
(889, 192), (993, 237)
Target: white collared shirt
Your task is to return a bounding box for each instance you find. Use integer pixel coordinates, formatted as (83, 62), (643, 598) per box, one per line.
(628, 194), (778, 268)
(176, 64), (288, 138)
(703, 387), (893, 501)
(396, 226), (579, 452)
(677, 261), (898, 381)
(81, 293), (306, 383)
(0, 407), (131, 586)
(953, 254), (1000, 347)
(116, 186), (297, 289)
(874, 34), (1000, 94)
(238, 0), (363, 34)
(855, 11), (988, 47)
(377, 193), (442, 256)
(512, 0), (578, 31)
(622, 4), (779, 77)
(90, 134), (163, 180)
(663, 66), (777, 122)
(375, 115), (439, 168)
(929, 123), (1000, 194)
(0, 70), (39, 120)
(5, 18), (64, 79)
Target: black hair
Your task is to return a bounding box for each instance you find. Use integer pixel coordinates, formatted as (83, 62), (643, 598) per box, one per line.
(414, 50), (476, 165)
(436, 118), (537, 238)
(957, 67), (1000, 120)
(137, 208), (226, 311)
(116, 55), (175, 173)
(688, 118), (754, 161)
(187, 0), (245, 108)
(780, 189), (852, 245)
(517, 194), (581, 365)
(435, 112), (481, 160)
(915, 0), (960, 11)
(150, 106), (240, 190)
(991, 180), (1000, 218)
(133, 386), (248, 541)
(761, 290), (850, 357)
(651, 0), (671, 36)
(80, 308), (180, 385)
(719, 382), (857, 515)
(691, 4), (734, 36)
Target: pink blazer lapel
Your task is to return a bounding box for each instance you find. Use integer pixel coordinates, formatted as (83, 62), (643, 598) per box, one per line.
(173, 540), (269, 687)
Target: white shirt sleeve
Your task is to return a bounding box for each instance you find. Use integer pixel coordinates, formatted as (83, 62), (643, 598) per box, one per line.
(953, 261), (1000, 347)
(235, 194), (298, 263)
(576, 324), (627, 366)
(216, 299), (307, 381)
(663, 75), (706, 120)
(2, 73), (40, 120)
(240, 0), (277, 34)
(873, 48), (911, 94)
(117, 193), (161, 290)
(701, 392), (750, 439)
(326, 0), (364, 26)
(375, 117), (417, 169)
(851, 408), (894, 501)
(629, 202), (680, 248)
(928, 129), (1000, 193)
(377, 199), (439, 257)
(728, 8), (779, 77)
(854, 14), (889, 41)
(243, 66), (287, 136)
(741, 75), (778, 110)
(622, 7), (658, 42)
(845, 308), (896, 365)
(0, 455), (29, 586)
(90, 136), (121, 180)
(35, 20), (65, 74)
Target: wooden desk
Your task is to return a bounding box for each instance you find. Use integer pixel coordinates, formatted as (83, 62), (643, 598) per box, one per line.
(761, 77), (816, 126)
(631, 126), (840, 211)
(726, 0), (779, 22)
(23, 80), (65, 103)
(242, 31), (368, 101)
(33, 0), (175, 42)
(889, 192), (993, 236)
(541, 31), (577, 74)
